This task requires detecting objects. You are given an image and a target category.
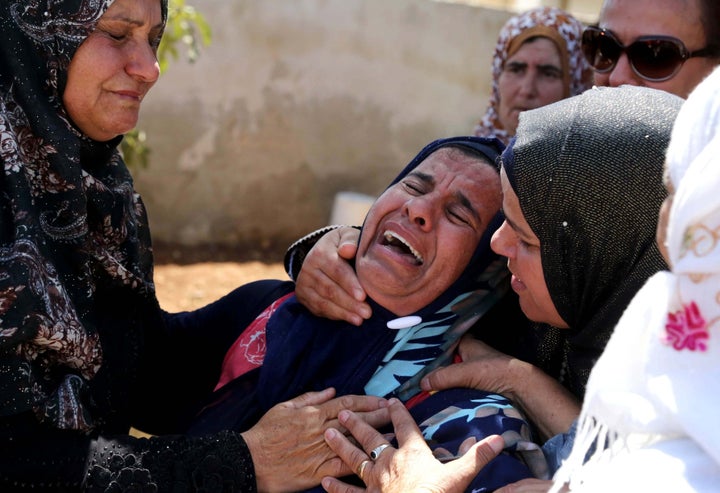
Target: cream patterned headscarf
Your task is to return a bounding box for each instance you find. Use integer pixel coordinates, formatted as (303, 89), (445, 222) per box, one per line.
(552, 68), (720, 492)
(473, 7), (593, 144)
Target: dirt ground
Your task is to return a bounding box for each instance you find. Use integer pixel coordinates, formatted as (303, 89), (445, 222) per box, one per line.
(152, 241), (290, 312)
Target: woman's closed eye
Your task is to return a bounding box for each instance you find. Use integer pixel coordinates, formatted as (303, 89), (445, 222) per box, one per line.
(447, 206), (474, 228)
(96, 20), (164, 53)
(402, 179), (428, 196)
(517, 232), (542, 250)
(100, 28), (128, 42)
(149, 34), (163, 51)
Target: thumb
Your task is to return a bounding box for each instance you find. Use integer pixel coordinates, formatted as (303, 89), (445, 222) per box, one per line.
(337, 241), (358, 260)
(421, 362), (474, 392)
(446, 435), (504, 484)
(336, 226), (360, 260)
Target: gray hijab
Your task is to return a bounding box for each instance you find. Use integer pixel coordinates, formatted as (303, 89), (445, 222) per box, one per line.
(502, 85), (683, 398)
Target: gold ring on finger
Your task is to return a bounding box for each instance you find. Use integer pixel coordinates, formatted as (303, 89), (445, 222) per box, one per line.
(357, 459), (371, 480)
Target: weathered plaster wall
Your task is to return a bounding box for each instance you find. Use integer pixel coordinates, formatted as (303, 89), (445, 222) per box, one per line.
(134, 0), (595, 250)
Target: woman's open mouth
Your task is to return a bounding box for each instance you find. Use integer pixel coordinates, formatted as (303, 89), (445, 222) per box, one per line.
(381, 231), (424, 265)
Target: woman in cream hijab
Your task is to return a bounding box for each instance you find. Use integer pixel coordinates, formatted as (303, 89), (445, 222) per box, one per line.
(553, 66), (720, 492)
(473, 6), (592, 144)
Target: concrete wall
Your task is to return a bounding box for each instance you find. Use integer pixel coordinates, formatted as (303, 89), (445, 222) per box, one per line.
(134, 0), (599, 250)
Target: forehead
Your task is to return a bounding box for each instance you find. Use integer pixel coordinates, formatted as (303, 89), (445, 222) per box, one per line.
(600, 0), (702, 41)
(103, 0), (163, 22)
(507, 37), (562, 64)
(412, 149), (500, 196)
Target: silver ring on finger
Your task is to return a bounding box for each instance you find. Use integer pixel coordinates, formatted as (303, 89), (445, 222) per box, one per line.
(369, 443), (391, 460)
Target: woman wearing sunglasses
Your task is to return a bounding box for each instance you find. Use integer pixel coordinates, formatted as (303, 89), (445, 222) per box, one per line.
(585, 0), (720, 98)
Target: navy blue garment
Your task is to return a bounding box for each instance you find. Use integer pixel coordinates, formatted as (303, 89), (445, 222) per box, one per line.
(189, 136), (505, 426)
(188, 137), (544, 491)
(401, 388), (542, 492)
(259, 138), (507, 401)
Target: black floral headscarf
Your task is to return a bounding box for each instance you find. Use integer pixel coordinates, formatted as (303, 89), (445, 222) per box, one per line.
(501, 85), (683, 398)
(0, 0), (167, 431)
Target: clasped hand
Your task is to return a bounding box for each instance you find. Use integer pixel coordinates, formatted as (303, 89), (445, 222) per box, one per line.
(241, 388), (389, 493)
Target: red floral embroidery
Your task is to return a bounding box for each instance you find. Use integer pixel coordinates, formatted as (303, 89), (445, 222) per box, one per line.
(663, 301), (709, 351)
(214, 292), (294, 390)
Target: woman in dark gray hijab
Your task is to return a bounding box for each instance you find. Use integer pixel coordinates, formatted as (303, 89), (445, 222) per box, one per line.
(424, 85), (683, 442)
(498, 83), (683, 399)
(321, 85), (684, 493)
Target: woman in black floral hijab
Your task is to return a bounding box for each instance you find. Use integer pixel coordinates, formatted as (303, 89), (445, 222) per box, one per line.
(0, 1), (387, 491)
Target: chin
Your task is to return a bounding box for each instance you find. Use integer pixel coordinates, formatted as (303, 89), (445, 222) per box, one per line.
(518, 299), (541, 323)
(93, 131), (125, 142)
(118, 120), (139, 136)
(111, 111), (140, 135)
(108, 123), (137, 141)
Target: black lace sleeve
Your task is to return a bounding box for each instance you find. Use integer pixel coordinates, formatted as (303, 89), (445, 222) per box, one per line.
(0, 410), (257, 492)
(85, 431), (257, 492)
(283, 225), (344, 281)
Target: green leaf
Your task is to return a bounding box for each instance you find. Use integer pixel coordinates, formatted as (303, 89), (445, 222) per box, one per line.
(122, 0), (212, 170)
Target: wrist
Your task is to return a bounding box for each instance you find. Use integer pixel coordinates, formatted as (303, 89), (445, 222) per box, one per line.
(240, 430), (269, 493)
(504, 357), (535, 403)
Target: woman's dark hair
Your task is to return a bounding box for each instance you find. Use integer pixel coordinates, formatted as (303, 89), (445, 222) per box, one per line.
(699, 0), (720, 55)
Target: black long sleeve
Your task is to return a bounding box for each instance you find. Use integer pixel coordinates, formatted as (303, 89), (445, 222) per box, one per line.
(0, 280), (294, 492)
(0, 411), (257, 492)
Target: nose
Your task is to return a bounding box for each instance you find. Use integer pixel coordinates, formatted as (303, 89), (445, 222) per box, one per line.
(518, 73), (539, 98)
(126, 42), (161, 84)
(404, 196), (434, 231)
(606, 52), (644, 88)
(490, 220), (515, 257)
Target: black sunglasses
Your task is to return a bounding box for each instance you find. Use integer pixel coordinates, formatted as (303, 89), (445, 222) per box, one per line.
(581, 26), (718, 82)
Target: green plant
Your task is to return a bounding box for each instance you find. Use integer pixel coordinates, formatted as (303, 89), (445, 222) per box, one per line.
(157, 0), (212, 73)
(121, 0), (212, 169)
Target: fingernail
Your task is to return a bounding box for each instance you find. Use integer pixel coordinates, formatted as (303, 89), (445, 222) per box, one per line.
(489, 435), (505, 454)
(338, 409), (350, 422)
(325, 428), (338, 440)
(420, 377), (430, 390)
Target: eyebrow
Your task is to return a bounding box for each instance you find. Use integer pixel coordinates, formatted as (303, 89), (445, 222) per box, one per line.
(407, 170), (433, 186)
(407, 170), (482, 225)
(537, 64), (562, 74)
(506, 61), (562, 72)
(503, 212), (533, 240)
(102, 14), (165, 32)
